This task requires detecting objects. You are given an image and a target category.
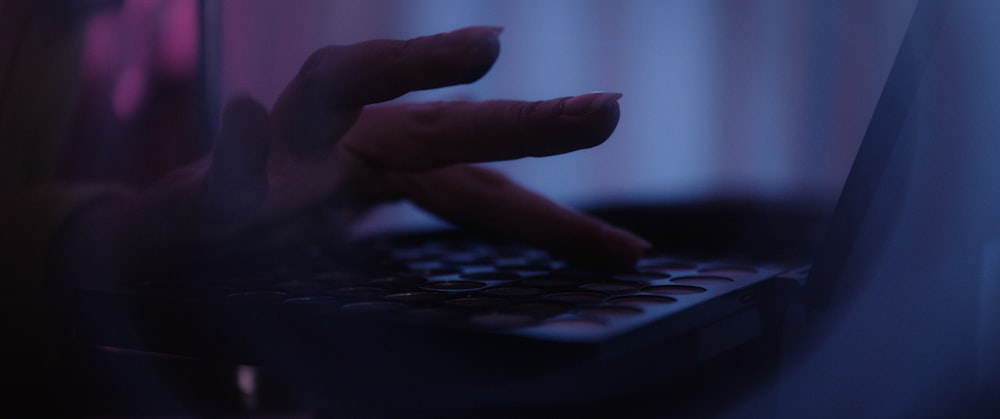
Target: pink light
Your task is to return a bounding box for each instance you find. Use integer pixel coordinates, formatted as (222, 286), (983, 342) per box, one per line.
(112, 63), (148, 119)
(81, 11), (119, 81)
(156, 0), (199, 78)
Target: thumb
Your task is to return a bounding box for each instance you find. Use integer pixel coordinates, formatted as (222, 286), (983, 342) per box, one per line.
(203, 95), (271, 221)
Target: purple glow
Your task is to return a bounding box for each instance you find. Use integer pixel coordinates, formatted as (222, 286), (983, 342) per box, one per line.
(82, 0), (199, 120)
(111, 63), (147, 119)
(156, 0), (198, 78)
(82, 12), (118, 81)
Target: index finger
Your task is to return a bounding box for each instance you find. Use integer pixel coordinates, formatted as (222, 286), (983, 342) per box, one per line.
(340, 93), (623, 171)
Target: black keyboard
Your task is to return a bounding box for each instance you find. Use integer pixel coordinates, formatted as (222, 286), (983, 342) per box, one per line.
(116, 232), (786, 344)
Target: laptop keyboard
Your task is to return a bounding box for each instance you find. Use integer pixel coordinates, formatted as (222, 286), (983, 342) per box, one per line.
(134, 234), (786, 343)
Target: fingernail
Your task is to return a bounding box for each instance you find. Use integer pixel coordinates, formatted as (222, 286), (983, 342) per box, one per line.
(443, 26), (504, 47)
(564, 92), (623, 116)
(601, 225), (652, 267)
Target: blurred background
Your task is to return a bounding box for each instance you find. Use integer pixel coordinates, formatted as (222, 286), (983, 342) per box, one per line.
(67, 0), (918, 231)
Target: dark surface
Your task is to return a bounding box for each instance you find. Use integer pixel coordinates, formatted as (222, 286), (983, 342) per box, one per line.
(590, 198), (831, 263)
(65, 199), (830, 417)
(73, 327), (784, 418)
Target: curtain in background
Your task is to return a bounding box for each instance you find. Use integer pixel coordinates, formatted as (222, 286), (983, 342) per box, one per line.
(216, 0), (918, 230)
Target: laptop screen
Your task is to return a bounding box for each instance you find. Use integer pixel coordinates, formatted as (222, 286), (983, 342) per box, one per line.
(778, 0), (1000, 414)
(803, 0), (951, 309)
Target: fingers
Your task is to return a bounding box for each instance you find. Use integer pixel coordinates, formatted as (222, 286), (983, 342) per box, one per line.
(271, 26), (503, 153)
(341, 92), (622, 170)
(394, 165), (650, 268)
(301, 26), (502, 106)
(203, 95), (270, 221)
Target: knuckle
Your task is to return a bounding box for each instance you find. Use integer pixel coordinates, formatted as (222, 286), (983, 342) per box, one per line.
(300, 45), (336, 77)
(390, 37), (415, 63)
(512, 100), (543, 124)
(407, 101), (449, 137)
(400, 102), (452, 168)
(297, 45), (355, 93)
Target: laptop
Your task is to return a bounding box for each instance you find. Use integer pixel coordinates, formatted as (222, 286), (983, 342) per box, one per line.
(773, 0), (1000, 415)
(70, 0), (996, 415)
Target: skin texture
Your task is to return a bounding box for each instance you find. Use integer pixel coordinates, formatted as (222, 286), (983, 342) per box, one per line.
(53, 26), (650, 285)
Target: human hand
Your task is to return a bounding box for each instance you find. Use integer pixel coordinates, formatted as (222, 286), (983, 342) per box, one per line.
(55, 26), (650, 283)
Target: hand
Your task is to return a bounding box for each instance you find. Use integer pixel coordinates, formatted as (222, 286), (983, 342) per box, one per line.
(55, 26), (650, 284)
